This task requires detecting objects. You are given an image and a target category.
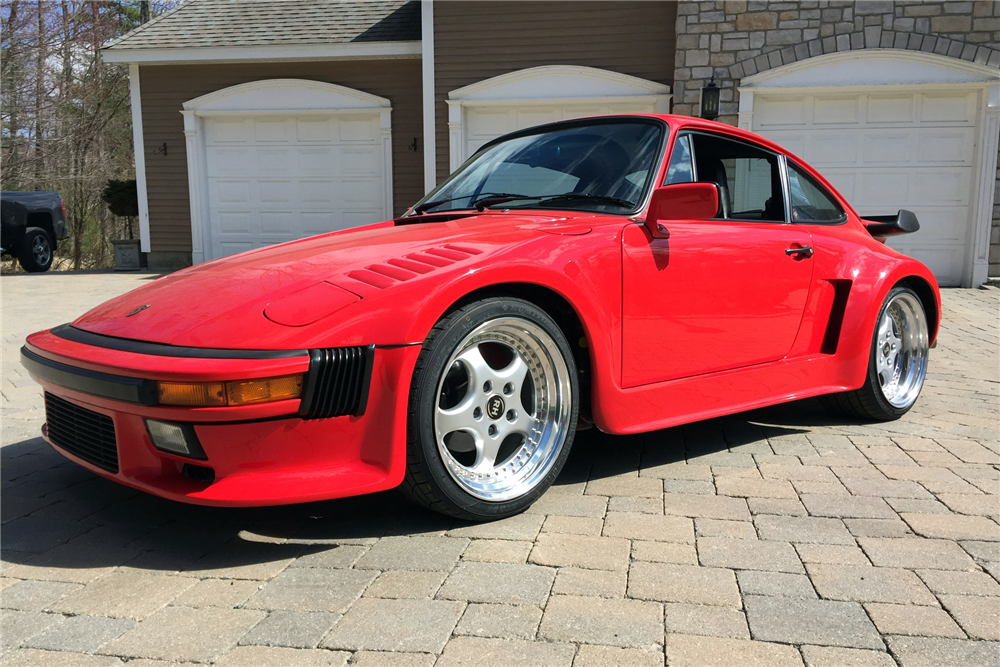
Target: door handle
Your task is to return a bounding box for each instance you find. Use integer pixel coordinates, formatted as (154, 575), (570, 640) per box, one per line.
(785, 245), (813, 258)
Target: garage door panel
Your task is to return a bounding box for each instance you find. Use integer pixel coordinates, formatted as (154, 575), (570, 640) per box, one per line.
(916, 129), (975, 164)
(211, 181), (252, 206)
(339, 116), (379, 141)
(920, 91), (977, 124)
(259, 211), (297, 237)
(755, 97), (808, 126)
(255, 149), (292, 173)
(253, 119), (292, 142)
(342, 148), (379, 174)
(814, 96), (861, 125)
(208, 119), (252, 142)
(257, 180), (294, 204)
(896, 245), (964, 286)
(867, 95), (916, 124)
(207, 148), (251, 176)
(299, 180), (338, 204)
(296, 118), (335, 141)
(215, 211), (253, 235)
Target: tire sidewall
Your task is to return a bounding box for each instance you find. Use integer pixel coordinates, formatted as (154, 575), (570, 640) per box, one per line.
(410, 298), (579, 519)
(865, 286), (924, 419)
(19, 228), (52, 272)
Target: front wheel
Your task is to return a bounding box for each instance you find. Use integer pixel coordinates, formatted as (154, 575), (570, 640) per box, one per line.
(18, 228), (53, 272)
(401, 298), (578, 520)
(822, 286), (929, 421)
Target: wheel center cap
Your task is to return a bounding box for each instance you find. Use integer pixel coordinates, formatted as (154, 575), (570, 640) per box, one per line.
(486, 395), (505, 420)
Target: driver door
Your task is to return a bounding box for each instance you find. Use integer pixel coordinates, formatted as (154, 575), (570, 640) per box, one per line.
(622, 132), (814, 388)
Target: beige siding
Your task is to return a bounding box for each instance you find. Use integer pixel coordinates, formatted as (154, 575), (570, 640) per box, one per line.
(139, 60), (423, 253)
(434, 1), (677, 181)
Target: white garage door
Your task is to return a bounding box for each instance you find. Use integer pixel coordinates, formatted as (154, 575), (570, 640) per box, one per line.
(204, 113), (387, 259)
(753, 89), (979, 286)
(463, 101), (659, 163)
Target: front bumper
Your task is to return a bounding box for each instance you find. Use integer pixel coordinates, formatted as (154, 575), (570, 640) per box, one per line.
(22, 327), (421, 506)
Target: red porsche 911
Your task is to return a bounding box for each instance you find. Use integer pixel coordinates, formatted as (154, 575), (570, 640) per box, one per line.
(22, 114), (938, 519)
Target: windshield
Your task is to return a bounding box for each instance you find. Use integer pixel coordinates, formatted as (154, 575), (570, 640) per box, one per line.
(409, 119), (665, 215)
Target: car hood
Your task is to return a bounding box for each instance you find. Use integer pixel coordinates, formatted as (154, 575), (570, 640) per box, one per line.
(71, 212), (605, 349)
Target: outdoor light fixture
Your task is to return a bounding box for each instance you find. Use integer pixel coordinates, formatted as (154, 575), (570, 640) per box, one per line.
(700, 79), (720, 120)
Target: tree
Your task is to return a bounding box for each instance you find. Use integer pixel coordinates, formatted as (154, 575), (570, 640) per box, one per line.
(1, 1), (180, 270)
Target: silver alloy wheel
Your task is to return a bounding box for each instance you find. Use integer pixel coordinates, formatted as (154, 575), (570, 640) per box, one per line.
(434, 317), (572, 502)
(875, 292), (929, 408)
(32, 234), (51, 266)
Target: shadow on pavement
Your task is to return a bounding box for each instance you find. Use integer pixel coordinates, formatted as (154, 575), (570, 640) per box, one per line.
(1, 396), (858, 574)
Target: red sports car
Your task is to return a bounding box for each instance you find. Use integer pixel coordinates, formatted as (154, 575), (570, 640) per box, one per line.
(22, 114), (938, 519)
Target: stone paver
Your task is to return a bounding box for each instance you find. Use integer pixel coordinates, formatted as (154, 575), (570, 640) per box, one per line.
(321, 598), (463, 653)
(528, 533), (630, 571)
(863, 603), (965, 639)
(435, 637), (575, 667)
(437, 562), (555, 605)
(799, 646), (896, 667)
(886, 636), (999, 667)
(100, 606), (266, 663)
(744, 596), (883, 649)
(663, 603), (750, 639)
(666, 634), (804, 667)
(628, 562), (741, 608)
(697, 537), (804, 573)
(538, 595), (663, 648)
(453, 603), (542, 640)
(238, 610), (339, 648)
(807, 564), (938, 605)
(2, 275), (999, 665)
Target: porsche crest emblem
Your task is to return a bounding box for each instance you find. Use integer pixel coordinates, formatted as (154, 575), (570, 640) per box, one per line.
(126, 304), (151, 317)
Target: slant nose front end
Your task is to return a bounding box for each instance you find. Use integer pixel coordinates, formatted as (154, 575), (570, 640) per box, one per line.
(21, 325), (419, 506)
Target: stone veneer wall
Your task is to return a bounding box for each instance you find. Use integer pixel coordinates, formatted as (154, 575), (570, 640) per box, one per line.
(672, 0), (1000, 277)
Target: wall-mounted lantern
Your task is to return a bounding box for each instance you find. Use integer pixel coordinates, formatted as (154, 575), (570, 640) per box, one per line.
(700, 79), (720, 120)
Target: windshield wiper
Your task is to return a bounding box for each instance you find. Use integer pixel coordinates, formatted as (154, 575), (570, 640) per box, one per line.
(412, 192), (527, 215)
(473, 192), (636, 211)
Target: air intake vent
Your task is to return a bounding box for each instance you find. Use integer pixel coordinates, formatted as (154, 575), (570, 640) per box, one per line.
(44, 393), (119, 473)
(299, 346), (375, 419)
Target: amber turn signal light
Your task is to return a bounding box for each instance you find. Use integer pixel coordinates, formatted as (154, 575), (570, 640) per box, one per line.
(158, 374), (303, 407)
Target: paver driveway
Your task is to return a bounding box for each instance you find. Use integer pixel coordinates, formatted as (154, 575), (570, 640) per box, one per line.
(2, 271), (998, 667)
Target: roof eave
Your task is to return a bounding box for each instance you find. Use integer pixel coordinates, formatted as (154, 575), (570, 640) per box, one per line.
(102, 40), (422, 65)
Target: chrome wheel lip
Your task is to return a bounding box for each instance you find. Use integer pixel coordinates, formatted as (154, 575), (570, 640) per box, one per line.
(32, 235), (51, 266)
(876, 292), (929, 409)
(434, 317), (572, 502)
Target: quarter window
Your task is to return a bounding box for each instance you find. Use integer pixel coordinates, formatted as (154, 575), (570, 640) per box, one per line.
(664, 134), (694, 185)
(787, 163), (846, 223)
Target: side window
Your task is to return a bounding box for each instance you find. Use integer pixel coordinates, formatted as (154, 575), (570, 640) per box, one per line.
(663, 134), (694, 185)
(787, 163), (846, 223)
(690, 133), (785, 222)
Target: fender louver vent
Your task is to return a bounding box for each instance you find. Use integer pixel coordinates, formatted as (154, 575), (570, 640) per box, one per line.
(346, 244), (483, 290)
(299, 346), (375, 419)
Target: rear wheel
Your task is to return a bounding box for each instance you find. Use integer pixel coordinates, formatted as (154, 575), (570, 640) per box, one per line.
(18, 228), (53, 272)
(401, 298), (578, 519)
(822, 286), (929, 421)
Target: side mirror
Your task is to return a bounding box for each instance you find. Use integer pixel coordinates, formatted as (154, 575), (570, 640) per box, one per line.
(645, 183), (720, 238)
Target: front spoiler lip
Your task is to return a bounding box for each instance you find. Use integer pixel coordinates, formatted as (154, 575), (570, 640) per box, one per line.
(21, 346), (159, 405)
(53, 323), (309, 359)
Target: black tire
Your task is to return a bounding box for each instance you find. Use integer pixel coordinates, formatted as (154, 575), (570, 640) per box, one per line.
(821, 286), (929, 421)
(18, 227), (53, 272)
(401, 297), (579, 520)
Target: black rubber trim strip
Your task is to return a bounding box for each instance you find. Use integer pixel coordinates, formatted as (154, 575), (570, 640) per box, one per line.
(374, 342), (422, 348)
(22, 346), (158, 406)
(51, 324), (309, 360)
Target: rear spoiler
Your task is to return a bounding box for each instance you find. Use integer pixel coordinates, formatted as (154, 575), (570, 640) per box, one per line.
(862, 209), (919, 240)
